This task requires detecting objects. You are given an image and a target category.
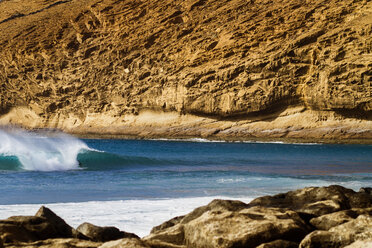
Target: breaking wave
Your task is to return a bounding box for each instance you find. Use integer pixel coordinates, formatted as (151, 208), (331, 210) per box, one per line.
(0, 128), (89, 171)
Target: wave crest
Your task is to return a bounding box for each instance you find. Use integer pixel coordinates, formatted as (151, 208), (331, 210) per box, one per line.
(0, 128), (89, 171)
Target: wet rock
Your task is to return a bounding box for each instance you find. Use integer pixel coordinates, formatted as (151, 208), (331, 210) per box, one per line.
(300, 215), (372, 248)
(145, 199), (311, 248)
(248, 185), (372, 216)
(77, 222), (138, 242)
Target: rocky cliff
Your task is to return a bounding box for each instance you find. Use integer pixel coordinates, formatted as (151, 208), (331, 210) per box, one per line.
(0, 0), (371, 140)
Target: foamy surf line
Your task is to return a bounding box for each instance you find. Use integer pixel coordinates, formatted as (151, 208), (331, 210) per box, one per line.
(0, 128), (93, 171)
(149, 138), (321, 145)
(0, 196), (253, 237)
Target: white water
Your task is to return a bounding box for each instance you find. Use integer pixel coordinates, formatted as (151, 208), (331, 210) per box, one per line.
(0, 196), (253, 237)
(0, 128), (89, 171)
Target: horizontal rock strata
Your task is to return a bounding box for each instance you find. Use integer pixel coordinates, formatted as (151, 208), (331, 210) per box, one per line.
(0, 0), (371, 141)
(1, 185), (372, 247)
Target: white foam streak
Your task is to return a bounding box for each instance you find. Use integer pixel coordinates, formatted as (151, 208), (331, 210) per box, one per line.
(0, 128), (88, 171)
(0, 197), (254, 237)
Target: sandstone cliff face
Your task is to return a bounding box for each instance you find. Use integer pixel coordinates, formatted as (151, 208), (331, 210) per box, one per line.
(0, 0), (371, 139)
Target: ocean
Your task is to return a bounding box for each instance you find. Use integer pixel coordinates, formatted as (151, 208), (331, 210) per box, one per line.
(0, 129), (371, 237)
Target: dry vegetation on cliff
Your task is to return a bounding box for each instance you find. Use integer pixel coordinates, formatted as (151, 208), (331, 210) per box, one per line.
(0, 0), (371, 140)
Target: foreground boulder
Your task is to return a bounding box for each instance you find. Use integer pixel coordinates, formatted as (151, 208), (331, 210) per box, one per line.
(145, 185), (372, 248)
(1, 185), (372, 247)
(300, 215), (372, 248)
(0, 206), (83, 245)
(309, 208), (372, 230)
(345, 240), (372, 248)
(35, 206), (85, 239)
(3, 238), (101, 248)
(256, 240), (298, 248)
(248, 185), (372, 216)
(77, 222), (138, 242)
(98, 238), (150, 248)
(145, 199), (311, 248)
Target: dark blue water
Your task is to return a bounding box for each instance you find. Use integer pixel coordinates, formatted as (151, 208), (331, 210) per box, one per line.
(0, 137), (371, 204)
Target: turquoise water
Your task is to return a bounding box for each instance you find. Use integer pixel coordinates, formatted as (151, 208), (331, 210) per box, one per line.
(0, 130), (371, 205)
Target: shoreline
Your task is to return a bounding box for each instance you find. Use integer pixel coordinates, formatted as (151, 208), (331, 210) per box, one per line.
(1, 185), (372, 247)
(73, 132), (372, 145)
(1, 106), (371, 145)
(0, 196), (255, 238)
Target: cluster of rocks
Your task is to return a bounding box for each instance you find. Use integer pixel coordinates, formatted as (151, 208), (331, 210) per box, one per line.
(1, 185), (372, 247)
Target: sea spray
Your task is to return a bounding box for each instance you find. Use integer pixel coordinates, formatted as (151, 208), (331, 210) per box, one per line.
(0, 128), (89, 171)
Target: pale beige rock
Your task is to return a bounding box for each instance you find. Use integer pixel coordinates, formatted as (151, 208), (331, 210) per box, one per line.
(345, 240), (372, 248)
(248, 185), (372, 216)
(310, 208), (372, 230)
(145, 199), (310, 248)
(4, 238), (101, 248)
(98, 238), (149, 248)
(300, 215), (372, 248)
(256, 240), (298, 248)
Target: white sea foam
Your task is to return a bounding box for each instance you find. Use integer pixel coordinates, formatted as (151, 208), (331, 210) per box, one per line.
(150, 138), (322, 145)
(150, 138), (225, 143)
(0, 197), (253, 237)
(0, 128), (89, 171)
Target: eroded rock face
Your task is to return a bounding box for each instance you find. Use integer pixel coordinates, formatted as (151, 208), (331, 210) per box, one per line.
(3, 238), (101, 248)
(309, 208), (372, 230)
(145, 199), (311, 248)
(300, 215), (372, 248)
(145, 186), (372, 247)
(345, 240), (372, 248)
(256, 240), (299, 248)
(98, 238), (150, 248)
(0, 0), (371, 138)
(76, 222), (138, 242)
(247, 185), (372, 216)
